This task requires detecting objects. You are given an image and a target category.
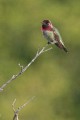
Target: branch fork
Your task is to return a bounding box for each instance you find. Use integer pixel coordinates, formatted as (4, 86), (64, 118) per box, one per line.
(12, 96), (35, 120)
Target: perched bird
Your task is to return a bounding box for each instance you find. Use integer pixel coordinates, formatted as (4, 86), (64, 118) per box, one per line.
(41, 19), (68, 52)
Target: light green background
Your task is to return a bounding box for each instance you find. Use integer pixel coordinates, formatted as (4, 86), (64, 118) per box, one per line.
(0, 0), (80, 120)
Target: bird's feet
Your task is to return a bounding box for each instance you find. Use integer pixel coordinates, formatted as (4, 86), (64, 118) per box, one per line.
(47, 42), (51, 44)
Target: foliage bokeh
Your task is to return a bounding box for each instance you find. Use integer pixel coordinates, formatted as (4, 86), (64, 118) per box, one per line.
(0, 0), (80, 120)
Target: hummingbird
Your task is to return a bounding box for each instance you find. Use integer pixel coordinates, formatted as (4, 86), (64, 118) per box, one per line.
(41, 19), (68, 52)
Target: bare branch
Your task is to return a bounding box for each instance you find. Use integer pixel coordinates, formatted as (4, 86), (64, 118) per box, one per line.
(12, 96), (35, 120)
(0, 44), (53, 92)
(42, 47), (53, 53)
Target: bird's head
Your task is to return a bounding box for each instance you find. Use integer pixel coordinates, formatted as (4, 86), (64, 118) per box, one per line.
(42, 19), (53, 29)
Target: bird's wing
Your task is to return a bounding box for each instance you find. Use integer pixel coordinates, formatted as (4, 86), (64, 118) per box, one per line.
(53, 27), (64, 45)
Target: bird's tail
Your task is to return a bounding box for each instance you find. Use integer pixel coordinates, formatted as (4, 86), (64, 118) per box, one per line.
(55, 43), (68, 53)
(62, 45), (68, 53)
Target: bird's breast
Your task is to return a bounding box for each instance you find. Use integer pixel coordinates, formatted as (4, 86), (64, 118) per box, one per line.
(43, 30), (54, 40)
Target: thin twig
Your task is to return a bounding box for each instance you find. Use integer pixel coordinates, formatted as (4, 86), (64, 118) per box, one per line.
(0, 44), (53, 92)
(12, 98), (16, 112)
(12, 96), (35, 120)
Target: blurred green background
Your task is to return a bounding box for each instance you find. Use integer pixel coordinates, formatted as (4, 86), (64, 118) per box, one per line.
(0, 0), (80, 120)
